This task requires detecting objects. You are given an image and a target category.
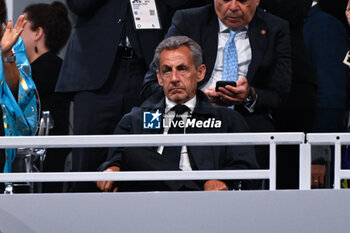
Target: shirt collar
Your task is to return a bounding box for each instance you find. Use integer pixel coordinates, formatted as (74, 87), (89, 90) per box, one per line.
(165, 96), (196, 114)
(218, 17), (249, 33)
(312, 1), (317, 7)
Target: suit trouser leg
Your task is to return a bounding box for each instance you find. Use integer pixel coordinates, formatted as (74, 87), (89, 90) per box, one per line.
(67, 55), (146, 192)
(118, 148), (202, 192)
(276, 82), (317, 189)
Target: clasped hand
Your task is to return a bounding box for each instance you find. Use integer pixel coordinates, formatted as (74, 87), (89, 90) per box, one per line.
(204, 77), (250, 106)
(97, 166), (120, 192)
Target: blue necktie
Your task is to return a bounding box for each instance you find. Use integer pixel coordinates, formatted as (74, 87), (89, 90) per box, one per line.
(222, 30), (238, 82)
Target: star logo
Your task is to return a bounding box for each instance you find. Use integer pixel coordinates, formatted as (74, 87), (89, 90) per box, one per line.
(150, 110), (161, 122)
(143, 110), (162, 129)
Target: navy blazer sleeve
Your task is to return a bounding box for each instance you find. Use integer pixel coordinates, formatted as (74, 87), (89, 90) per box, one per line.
(98, 112), (133, 171)
(303, 8), (348, 131)
(250, 16), (292, 112)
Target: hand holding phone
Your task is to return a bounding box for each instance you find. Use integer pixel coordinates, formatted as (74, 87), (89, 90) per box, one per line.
(215, 81), (237, 92)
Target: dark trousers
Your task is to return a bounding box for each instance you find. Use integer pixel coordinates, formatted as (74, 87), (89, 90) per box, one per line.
(66, 53), (147, 192)
(275, 82), (317, 189)
(118, 148), (202, 192)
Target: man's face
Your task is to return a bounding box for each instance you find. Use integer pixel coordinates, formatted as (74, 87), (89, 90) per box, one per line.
(214, 0), (260, 30)
(157, 46), (206, 104)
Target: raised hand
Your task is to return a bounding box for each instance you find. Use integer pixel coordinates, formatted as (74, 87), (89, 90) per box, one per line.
(1, 15), (26, 56)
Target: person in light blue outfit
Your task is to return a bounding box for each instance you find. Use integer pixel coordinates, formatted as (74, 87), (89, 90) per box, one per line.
(0, 0), (37, 175)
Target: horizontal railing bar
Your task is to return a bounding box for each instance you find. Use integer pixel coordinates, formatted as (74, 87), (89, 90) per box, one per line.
(0, 170), (270, 182)
(307, 133), (350, 145)
(0, 133), (304, 148)
(339, 170), (350, 179)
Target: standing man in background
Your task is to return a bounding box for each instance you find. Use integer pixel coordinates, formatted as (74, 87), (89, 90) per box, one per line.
(259, 0), (318, 189)
(304, 0), (348, 188)
(56, 0), (211, 192)
(304, 0), (348, 134)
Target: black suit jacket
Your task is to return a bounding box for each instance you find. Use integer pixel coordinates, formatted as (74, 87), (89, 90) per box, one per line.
(99, 91), (259, 190)
(259, 0), (318, 133)
(56, 0), (212, 93)
(31, 52), (70, 136)
(141, 5), (291, 131)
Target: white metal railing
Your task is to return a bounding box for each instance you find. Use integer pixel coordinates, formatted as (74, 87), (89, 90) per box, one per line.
(307, 133), (350, 189)
(0, 133), (305, 191)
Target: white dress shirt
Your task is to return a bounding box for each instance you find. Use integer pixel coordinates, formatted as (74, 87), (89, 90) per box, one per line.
(200, 18), (252, 91)
(157, 96), (196, 171)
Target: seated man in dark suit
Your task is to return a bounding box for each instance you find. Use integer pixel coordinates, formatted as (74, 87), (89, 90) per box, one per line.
(97, 36), (259, 192)
(141, 0), (292, 134)
(140, 0), (292, 171)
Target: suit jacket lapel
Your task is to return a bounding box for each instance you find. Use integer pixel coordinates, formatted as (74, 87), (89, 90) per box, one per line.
(247, 8), (268, 83)
(199, 6), (219, 87)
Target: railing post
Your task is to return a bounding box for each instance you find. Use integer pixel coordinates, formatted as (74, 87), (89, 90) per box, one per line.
(299, 143), (311, 190)
(334, 141), (342, 189)
(269, 141), (276, 191)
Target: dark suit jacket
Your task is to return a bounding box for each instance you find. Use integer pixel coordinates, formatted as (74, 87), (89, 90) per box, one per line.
(99, 91), (259, 190)
(31, 52), (70, 137)
(303, 5), (348, 132)
(56, 0), (212, 93)
(141, 5), (292, 131)
(31, 52), (71, 176)
(259, 0), (315, 85)
(259, 0), (318, 133)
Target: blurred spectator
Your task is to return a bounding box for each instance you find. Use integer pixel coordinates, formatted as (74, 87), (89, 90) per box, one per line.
(347, 0), (350, 25)
(320, 0), (349, 32)
(342, 0), (350, 188)
(304, 0), (348, 134)
(21, 1), (72, 193)
(345, 0), (350, 112)
(259, 0), (318, 189)
(0, 0), (37, 190)
(55, 0), (212, 192)
(259, 0), (317, 133)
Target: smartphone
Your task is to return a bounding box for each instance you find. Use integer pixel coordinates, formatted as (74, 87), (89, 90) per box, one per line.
(215, 81), (237, 92)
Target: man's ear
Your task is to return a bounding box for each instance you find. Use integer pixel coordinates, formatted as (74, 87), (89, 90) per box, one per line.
(34, 27), (44, 41)
(256, 0), (260, 6)
(196, 64), (206, 83)
(156, 70), (164, 86)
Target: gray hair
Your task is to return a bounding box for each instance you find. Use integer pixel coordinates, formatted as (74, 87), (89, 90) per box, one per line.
(153, 36), (203, 69)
